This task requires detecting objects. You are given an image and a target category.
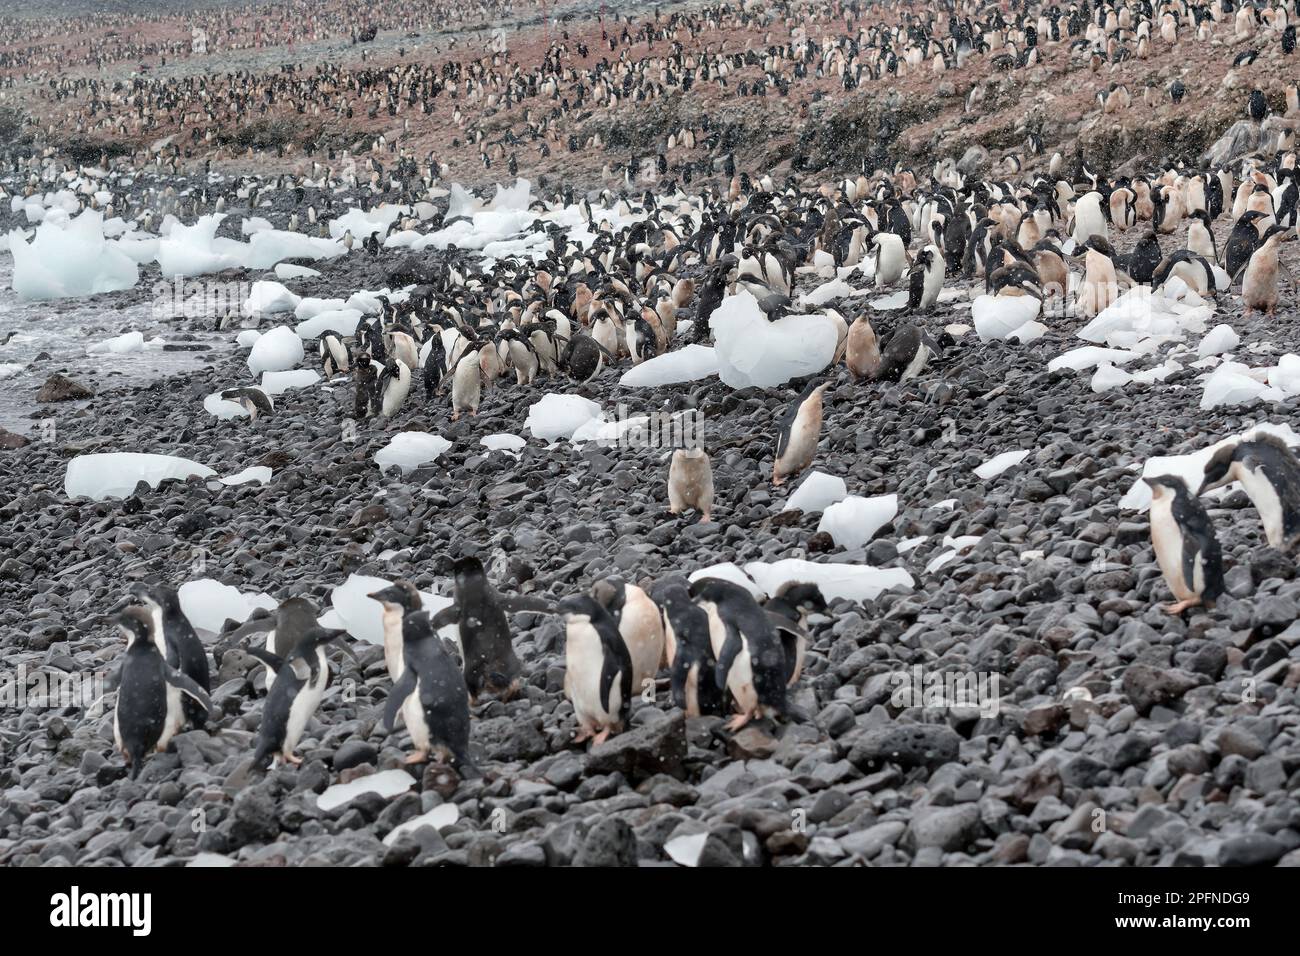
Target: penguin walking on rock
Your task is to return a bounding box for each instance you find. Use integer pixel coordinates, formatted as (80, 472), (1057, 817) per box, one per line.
(1201, 433), (1300, 549)
(1144, 475), (1225, 615)
(592, 577), (666, 697)
(113, 607), (212, 779)
(1242, 224), (1292, 316)
(650, 576), (725, 718)
(121, 583), (210, 733)
(220, 386), (274, 423)
(246, 625), (353, 769)
(763, 582), (827, 687)
(845, 311), (881, 380)
(384, 607), (478, 773)
(689, 577), (803, 731)
(558, 594), (633, 745)
(319, 332), (351, 377)
(773, 379), (828, 486)
(667, 446), (714, 521)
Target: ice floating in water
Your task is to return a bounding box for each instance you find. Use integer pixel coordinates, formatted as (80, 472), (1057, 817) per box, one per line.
(1198, 324), (1240, 358)
(971, 294), (1041, 342)
(243, 281), (301, 315)
(618, 345), (719, 387)
(260, 369), (319, 395)
(744, 559), (914, 602)
(218, 466), (272, 486)
(374, 432), (452, 474)
(178, 578), (276, 632)
(316, 769), (416, 813)
(65, 453), (215, 500)
(88, 331), (146, 354)
(687, 562), (766, 598)
(7, 209), (139, 300)
(525, 393), (602, 441)
(817, 494), (897, 549)
(247, 326), (305, 375)
(296, 308), (363, 339)
(1118, 422), (1300, 510)
(326, 574), (453, 645)
(783, 471), (848, 513)
(974, 450), (1030, 481)
(275, 263), (320, 280)
(382, 804), (460, 846)
(710, 290), (838, 388)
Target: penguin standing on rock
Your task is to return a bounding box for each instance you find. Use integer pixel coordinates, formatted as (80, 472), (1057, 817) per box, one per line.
(319, 333), (351, 377)
(772, 379), (828, 486)
(878, 323), (947, 382)
(1242, 224), (1292, 316)
(907, 245), (945, 310)
(379, 358), (411, 417)
(649, 576), (724, 718)
(246, 625), (353, 769)
(354, 352), (380, 419)
(384, 607), (479, 773)
(845, 311), (881, 380)
(667, 446), (714, 521)
(689, 578), (802, 731)
(122, 583), (210, 732)
(558, 594), (633, 745)
(430, 556), (551, 702)
(113, 607), (212, 779)
(1144, 475), (1225, 615)
(1201, 434), (1300, 549)
(592, 577), (666, 696)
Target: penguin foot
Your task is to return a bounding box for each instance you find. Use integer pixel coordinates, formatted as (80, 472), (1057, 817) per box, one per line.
(572, 726), (594, 745)
(403, 749), (430, 765)
(699, 512), (712, 523)
(1162, 599), (1200, 615)
(283, 752), (303, 766)
(724, 712), (753, 732)
(591, 728), (611, 746)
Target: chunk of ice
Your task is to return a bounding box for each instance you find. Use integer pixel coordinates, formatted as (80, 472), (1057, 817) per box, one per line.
(782, 471), (847, 513)
(374, 432), (452, 474)
(65, 452), (215, 500)
(710, 290), (837, 388)
(316, 769), (417, 812)
(177, 578), (276, 632)
(247, 326), (305, 375)
(743, 559), (913, 602)
(816, 494), (897, 548)
(973, 450), (1030, 480)
(618, 345), (719, 387)
(524, 393), (602, 440)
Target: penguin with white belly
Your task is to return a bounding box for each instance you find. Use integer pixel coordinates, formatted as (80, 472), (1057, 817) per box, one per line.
(773, 379), (828, 486)
(246, 625), (353, 769)
(688, 578), (801, 731)
(379, 358), (411, 417)
(591, 577), (666, 697)
(1201, 434), (1300, 550)
(1144, 475), (1225, 615)
(120, 583), (210, 733)
(113, 607), (211, 779)
(384, 607), (479, 773)
(649, 576), (725, 718)
(558, 594), (634, 745)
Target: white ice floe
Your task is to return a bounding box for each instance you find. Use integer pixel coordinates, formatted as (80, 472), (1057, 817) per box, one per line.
(204, 391), (247, 420)
(177, 578), (276, 632)
(296, 308), (363, 339)
(325, 574), (454, 645)
(525, 393), (602, 441)
(294, 297), (347, 320)
(1197, 324), (1240, 358)
(65, 453), (215, 499)
(275, 263), (320, 280)
(971, 294), (1041, 342)
(87, 331), (148, 354)
(329, 205), (409, 240)
(898, 535), (928, 554)
(1047, 346), (1142, 372)
(260, 368), (319, 395)
(481, 433), (526, 454)
(7, 209), (139, 300)
(1267, 354), (1300, 396)
(1118, 422), (1300, 511)
(973, 450), (1030, 481)
(618, 345), (719, 387)
(1200, 361), (1280, 410)
(217, 466), (272, 486)
(247, 326), (305, 375)
(710, 290), (838, 388)
(664, 833), (710, 867)
(235, 329), (262, 348)
(783, 471), (848, 513)
(316, 770), (417, 813)
(381, 804), (460, 846)
(817, 494), (897, 549)
(924, 535), (984, 573)
(374, 432), (452, 474)
(744, 559), (913, 602)
(1076, 283), (1211, 352)
(800, 277), (858, 307)
(687, 562), (766, 598)
(243, 280), (301, 315)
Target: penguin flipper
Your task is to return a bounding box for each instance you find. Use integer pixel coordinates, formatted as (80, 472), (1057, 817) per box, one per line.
(244, 647), (286, 671)
(384, 669), (418, 732)
(226, 612), (275, 641)
(714, 619), (744, 691)
(429, 604), (460, 629)
(162, 664), (212, 712)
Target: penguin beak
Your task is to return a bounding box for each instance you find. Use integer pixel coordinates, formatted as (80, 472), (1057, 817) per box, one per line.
(98, 594), (137, 623)
(367, 586), (402, 605)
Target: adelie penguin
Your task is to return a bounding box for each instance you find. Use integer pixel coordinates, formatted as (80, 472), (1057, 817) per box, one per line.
(318, 332), (351, 377)
(591, 576), (666, 697)
(220, 386), (273, 422)
(245, 624), (353, 769)
(1242, 224), (1291, 317)
(118, 582), (210, 733)
(667, 445), (714, 521)
(1144, 475), (1225, 615)
(557, 594), (633, 745)
(1201, 433), (1300, 550)
(379, 358), (411, 417)
(845, 311), (881, 380)
(430, 556), (551, 702)
(113, 606), (212, 779)
(649, 576), (724, 718)
(384, 606), (479, 773)
(772, 379), (828, 486)
(689, 577), (802, 731)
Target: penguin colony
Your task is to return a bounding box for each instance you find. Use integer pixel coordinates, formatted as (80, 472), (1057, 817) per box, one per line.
(7, 0), (1300, 867)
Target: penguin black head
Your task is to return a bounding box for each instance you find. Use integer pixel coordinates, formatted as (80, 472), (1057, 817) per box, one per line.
(117, 605), (155, 646)
(367, 580), (422, 613)
(1200, 441), (1242, 494)
(1143, 474), (1189, 498)
(452, 555), (487, 584)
